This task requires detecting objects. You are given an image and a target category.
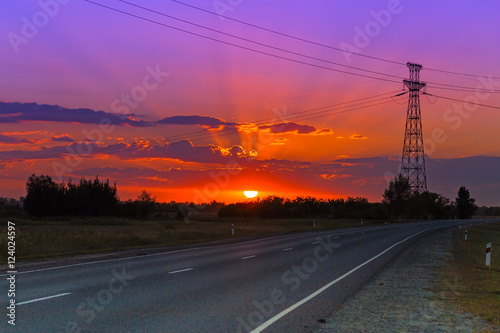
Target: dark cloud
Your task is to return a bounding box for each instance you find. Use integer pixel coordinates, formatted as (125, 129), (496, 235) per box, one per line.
(0, 102), (153, 127)
(426, 156), (500, 204)
(0, 103), (333, 138)
(0, 139), (248, 164)
(3, 143), (497, 205)
(113, 140), (247, 164)
(0, 134), (34, 144)
(259, 122), (318, 134)
(0, 142), (100, 160)
(326, 155), (500, 206)
(157, 116), (333, 137)
(157, 115), (235, 128)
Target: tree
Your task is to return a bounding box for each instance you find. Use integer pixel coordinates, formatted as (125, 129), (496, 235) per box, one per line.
(382, 175), (412, 217)
(136, 190), (156, 218)
(0, 197), (23, 216)
(24, 174), (63, 216)
(62, 176), (118, 216)
(257, 196), (285, 218)
(405, 191), (453, 219)
(24, 174), (119, 217)
(456, 186), (476, 219)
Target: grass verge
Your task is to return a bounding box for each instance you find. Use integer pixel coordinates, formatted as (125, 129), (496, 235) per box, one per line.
(0, 216), (372, 262)
(437, 221), (500, 327)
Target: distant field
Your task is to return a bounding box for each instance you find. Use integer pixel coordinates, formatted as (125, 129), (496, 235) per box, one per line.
(0, 216), (374, 262)
(438, 221), (500, 327)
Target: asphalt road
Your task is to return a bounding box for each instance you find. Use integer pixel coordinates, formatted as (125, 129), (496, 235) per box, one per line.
(1, 219), (483, 332)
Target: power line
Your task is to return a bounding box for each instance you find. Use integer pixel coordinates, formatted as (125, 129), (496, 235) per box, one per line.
(425, 67), (500, 81)
(83, 0), (401, 84)
(116, 0), (406, 83)
(425, 84), (500, 93)
(106, 91), (402, 146)
(115, 1), (500, 94)
(2, 91), (405, 160)
(422, 92), (500, 110)
(172, 0), (500, 81)
(163, 91), (403, 143)
(171, 0), (404, 66)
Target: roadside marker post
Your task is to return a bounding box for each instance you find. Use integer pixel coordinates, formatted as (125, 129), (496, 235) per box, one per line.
(459, 222), (461, 229)
(231, 224), (235, 236)
(313, 220), (316, 228)
(465, 230), (467, 241)
(486, 242), (492, 270)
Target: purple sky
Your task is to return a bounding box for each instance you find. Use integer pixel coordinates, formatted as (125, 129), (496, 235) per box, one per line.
(1, 0), (499, 205)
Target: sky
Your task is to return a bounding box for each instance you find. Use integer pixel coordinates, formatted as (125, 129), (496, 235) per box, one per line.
(1, 0), (500, 206)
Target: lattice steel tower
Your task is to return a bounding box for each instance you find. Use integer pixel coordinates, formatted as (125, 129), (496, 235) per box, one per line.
(400, 62), (427, 192)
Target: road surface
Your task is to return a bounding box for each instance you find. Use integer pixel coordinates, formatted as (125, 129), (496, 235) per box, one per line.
(1, 219), (481, 332)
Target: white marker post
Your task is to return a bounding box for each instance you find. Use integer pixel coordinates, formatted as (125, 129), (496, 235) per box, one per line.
(313, 220), (316, 228)
(231, 223), (235, 236)
(459, 222), (462, 229)
(465, 230), (467, 241)
(486, 242), (491, 270)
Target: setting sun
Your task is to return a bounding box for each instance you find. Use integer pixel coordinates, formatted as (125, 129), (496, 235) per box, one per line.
(243, 191), (259, 199)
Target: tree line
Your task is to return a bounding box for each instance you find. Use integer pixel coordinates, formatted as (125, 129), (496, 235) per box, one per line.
(22, 174), (174, 218)
(381, 175), (474, 219)
(24, 174), (119, 217)
(217, 177), (476, 220)
(218, 196), (385, 219)
(2, 173), (493, 220)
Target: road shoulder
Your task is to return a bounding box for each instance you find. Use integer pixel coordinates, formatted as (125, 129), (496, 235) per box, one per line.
(316, 227), (498, 332)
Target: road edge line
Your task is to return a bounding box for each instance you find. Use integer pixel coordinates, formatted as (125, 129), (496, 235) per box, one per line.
(251, 228), (431, 333)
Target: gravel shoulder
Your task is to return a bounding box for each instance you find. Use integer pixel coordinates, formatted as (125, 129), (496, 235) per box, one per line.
(316, 228), (499, 333)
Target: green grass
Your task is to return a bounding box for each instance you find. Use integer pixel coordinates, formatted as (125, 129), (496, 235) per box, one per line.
(438, 221), (500, 327)
(0, 216), (372, 262)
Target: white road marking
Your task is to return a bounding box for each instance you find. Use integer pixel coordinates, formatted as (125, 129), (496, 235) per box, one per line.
(312, 241), (319, 244)
(0, 232), (313, 276)
(17, 292), (72, 306)
(283, 248), (293, 251)
(168, 268), (193, 274)
(2, 221), (459, 277)
(241, 255), (256, 260)
(251, 228), (431, 333)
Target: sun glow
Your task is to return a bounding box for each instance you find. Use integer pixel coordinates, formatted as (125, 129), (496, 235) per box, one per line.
(243, 190), (259, 198)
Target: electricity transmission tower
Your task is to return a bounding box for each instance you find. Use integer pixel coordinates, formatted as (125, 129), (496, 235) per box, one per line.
(400, 62), (427, 193)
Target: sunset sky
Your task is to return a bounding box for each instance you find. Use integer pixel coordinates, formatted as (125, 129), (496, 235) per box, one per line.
(1, 0), (500, 205)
